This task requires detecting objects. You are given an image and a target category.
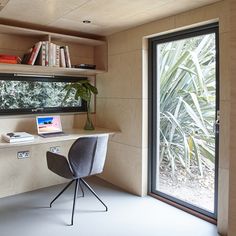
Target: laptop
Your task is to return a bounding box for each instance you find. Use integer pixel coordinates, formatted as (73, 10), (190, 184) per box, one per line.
(36, 115), (66, 138)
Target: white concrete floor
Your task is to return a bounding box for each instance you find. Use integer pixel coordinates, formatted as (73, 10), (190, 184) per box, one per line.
(0, 177), (219, 236)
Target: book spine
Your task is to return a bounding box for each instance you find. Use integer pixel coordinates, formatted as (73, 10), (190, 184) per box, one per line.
(52, 43), (56, 66)
(5, 137), (34, 143)
(64, 45), (71, 68)
(37, 41), (45, 66)
(27, 41), (42, 65)
(56, 45), (60, 67)
(41, 41), (46, 66)
(21, 52), (31, 64)
(49, 42), (53, 66)
(60, 47), (66, 68)
(49, 43), (57, 67)
(0, 59), (19, 64)
(0, 55), (19, 60)
(45, 41), (49, 66)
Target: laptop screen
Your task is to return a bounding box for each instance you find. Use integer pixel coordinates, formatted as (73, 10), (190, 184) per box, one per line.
(36, 116), (62, 134)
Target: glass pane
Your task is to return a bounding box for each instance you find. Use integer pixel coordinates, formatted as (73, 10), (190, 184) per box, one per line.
(0, 80), (81, 110)
(155, 33), (216, 213)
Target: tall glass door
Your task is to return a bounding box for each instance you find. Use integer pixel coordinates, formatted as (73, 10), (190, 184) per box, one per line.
(149, 23), (219, 218)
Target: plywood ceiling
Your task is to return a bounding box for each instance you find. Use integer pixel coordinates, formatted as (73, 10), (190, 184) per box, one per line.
(0, 0), (220, 36)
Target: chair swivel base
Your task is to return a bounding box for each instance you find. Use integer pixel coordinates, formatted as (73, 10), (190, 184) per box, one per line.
(49, 178), (108, 225)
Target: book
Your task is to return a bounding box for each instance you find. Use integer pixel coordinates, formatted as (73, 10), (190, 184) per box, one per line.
(38, 41), (46, 66)
(0, 54), (21, 64)
(0, 54), (21, 60)
(55, 45), (60, 67)
(64, 45), (71, 68)
(2, 132), (34, 143)
(76, 64), (96, 69)
(0, 59), (19, 64)
(60, 47), (66, 68)
(49, 42), (56, 66)
(45, 41), (49, 66)
(22, 48), (33, 64)
(27, 41), (42, 65)
(51, 43), (55, 66)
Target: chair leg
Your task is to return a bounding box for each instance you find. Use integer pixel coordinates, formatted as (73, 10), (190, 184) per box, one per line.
(79, 179), (85, 197)
(80, 178), (108, 211)
(70, 179), (79, 226)
(50, 180), (75, 208)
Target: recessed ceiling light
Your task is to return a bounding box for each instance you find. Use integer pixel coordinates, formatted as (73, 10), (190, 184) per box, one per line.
(83, 20), (91, 24)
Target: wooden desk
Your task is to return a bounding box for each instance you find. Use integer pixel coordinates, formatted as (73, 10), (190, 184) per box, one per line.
(0, 127), (116, 149)
(0, 127), (117, 198)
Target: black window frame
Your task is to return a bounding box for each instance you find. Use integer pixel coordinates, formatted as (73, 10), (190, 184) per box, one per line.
(148, 22), (219, 219)
(0, 73), (87, 115)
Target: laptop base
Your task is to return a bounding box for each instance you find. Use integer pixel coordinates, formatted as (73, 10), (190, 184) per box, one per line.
(39, 132), (67, 138)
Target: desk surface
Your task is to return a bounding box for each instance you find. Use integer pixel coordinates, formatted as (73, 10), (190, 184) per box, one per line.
(0, 127), (117, 149)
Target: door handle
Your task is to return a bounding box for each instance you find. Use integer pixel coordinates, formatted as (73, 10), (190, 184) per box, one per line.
(213, 110), (220, 134)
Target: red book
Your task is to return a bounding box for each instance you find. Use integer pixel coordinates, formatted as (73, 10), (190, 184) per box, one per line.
(0, 54), (21, 63)
(27, 41), (42, 65)
(0, 59), (19, 64)
(0, 54), (19, 60)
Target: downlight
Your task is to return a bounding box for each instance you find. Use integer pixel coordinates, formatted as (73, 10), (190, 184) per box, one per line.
(82, 20), (91, 24)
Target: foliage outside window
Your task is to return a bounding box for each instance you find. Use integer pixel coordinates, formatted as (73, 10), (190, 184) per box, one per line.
(159, 33), (216, 176)
(0, 79), (82, 111)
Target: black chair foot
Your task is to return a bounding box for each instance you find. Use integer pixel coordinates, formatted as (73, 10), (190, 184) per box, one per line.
(50, 180), (74, 207)
(71, 179), (79, 226)
(80, 178), (108, 211)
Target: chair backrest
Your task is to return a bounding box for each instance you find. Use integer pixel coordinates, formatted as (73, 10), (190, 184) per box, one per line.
(68, 135), (109, 178)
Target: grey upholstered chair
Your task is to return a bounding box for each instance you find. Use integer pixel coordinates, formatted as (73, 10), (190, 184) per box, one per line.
(46, 134), (109, 225)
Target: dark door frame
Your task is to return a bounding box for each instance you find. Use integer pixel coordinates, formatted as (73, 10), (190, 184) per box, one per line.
(148, 22), (219, 220)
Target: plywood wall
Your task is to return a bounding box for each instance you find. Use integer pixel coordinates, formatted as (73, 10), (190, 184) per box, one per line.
(228, 1), (236, 235)
(96, 1), (232, 235)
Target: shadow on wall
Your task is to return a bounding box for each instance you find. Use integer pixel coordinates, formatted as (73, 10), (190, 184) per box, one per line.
(0, 117), (37, 134)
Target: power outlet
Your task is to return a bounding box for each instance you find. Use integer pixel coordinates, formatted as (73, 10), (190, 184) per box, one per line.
(50, 146), (60, 154)
(17, 151), (30, 159)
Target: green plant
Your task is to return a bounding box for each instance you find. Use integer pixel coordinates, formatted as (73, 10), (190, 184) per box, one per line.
(63, 80), (98, 130)
(159, 33), (216, 176)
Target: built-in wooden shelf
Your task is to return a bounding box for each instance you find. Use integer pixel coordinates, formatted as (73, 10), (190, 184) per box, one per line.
(0, 24), (105, 46)
(0, 24), (107, 77)
(0, 63), (106, 77)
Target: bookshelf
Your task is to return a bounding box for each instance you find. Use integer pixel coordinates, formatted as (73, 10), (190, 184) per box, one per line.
(0, 24), (107, 77)
(0, 63), (105, 76)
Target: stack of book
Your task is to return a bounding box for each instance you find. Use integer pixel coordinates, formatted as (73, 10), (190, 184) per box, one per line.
(2, 132), (34, 143)
(22, 41), (71, 68)
(0, 54), (21, 64)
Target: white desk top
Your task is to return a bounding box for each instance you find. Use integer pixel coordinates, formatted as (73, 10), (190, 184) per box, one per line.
(0, 127), (117, 149)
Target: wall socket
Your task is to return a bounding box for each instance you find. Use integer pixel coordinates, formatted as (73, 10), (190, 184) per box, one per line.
(50, 146), (60, 154)
(17, 151), (30, 159)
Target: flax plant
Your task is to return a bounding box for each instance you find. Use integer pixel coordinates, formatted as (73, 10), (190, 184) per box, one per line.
(159, 34), (216, 176)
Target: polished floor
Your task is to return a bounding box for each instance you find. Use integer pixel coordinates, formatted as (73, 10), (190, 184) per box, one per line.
(0, 177), (219, 236)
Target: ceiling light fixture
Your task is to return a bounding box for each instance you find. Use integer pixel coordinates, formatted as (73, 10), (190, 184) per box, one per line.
(83, 20), (91, 24)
